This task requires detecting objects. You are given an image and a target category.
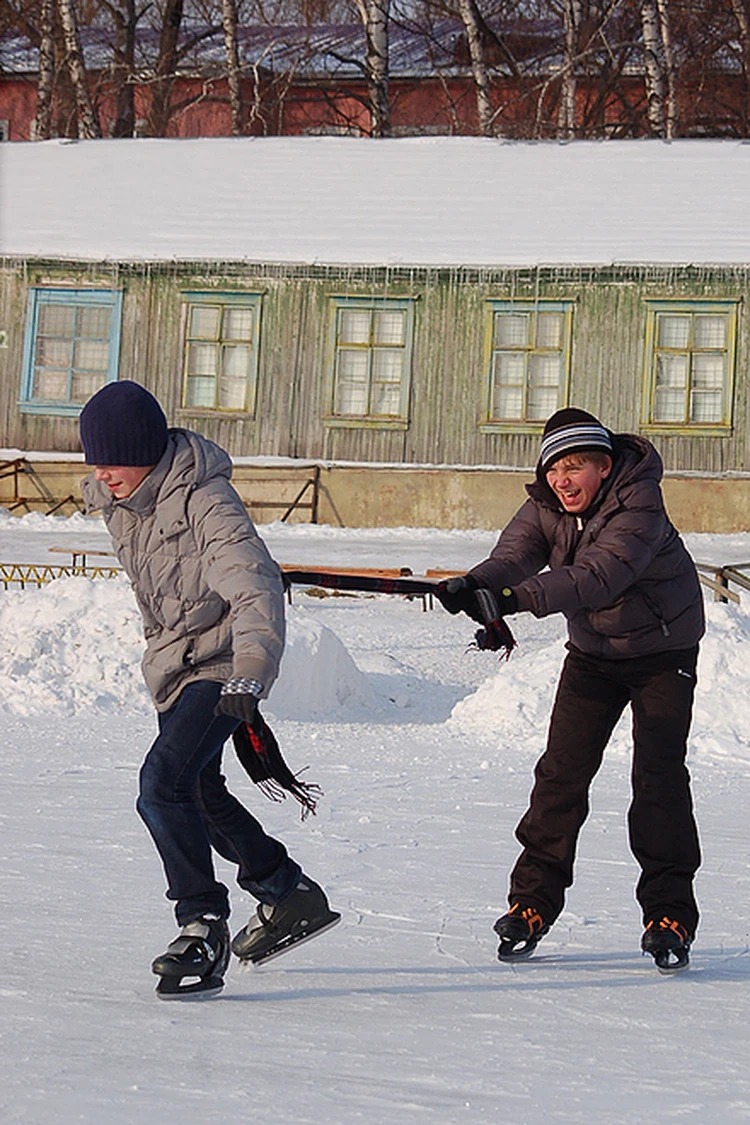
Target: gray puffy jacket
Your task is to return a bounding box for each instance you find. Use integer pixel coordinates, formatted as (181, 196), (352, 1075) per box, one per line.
(468, 434), (704, 659)
(81, 429), (285, 710)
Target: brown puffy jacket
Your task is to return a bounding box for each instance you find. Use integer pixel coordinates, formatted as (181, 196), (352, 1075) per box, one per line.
(81, 429), (285, 710)
(468, 434), (704, 659)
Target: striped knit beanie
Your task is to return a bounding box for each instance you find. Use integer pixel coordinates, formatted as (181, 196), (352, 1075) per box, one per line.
(539, 408), (613, 474)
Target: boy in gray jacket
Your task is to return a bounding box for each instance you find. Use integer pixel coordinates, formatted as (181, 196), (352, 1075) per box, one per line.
(80, 381), (339, 997)
(437, 408), (704, 973)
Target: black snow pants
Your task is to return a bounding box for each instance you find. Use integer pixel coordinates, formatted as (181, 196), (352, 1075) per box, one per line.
(509, 645), (701, 936)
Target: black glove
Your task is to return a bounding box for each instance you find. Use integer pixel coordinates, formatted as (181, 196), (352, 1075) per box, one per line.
(214, 677), (262, 724)
(436, 576), (518, 625)
(435, 575), (484, 622)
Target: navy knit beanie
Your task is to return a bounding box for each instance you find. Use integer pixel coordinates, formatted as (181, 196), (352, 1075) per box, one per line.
(539, 407), (613, 474)
(80, 381), (169, 467)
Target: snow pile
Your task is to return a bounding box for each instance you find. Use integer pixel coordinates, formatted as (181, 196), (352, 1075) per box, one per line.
(268, 607), (376, 720)
(0, 574), (375, 720)
(448, 600), (750, 765)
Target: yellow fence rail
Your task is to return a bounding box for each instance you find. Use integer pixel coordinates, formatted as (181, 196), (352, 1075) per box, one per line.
(0, 562), (122, 589)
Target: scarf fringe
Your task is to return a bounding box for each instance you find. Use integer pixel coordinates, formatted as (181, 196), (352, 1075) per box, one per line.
(232, 710), (321, 820)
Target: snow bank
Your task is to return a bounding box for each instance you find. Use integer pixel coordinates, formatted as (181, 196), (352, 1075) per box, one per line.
(0, 574), (374, 720)
(448, 600), (750, 765)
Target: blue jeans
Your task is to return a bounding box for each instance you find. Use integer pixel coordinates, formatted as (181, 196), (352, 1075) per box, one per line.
(136, 680), (301, 925)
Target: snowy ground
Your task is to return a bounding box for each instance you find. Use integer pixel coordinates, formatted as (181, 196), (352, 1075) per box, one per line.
(1, 509), (750, 1124)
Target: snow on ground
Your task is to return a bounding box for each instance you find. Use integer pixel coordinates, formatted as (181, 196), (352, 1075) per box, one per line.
(1, 510), (750, 1124)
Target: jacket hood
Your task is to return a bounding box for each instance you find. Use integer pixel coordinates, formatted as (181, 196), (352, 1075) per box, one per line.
(528, 432), (662, 514)
(81, 429), (232, 515)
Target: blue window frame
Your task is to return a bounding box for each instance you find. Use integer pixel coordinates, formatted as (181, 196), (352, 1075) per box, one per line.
(20, 288), (123, 416)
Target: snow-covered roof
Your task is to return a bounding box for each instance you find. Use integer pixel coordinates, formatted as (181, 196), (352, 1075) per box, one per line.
(2, 136), (750, 268)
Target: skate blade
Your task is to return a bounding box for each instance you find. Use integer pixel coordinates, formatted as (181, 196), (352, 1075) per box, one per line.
(155, 974), (225, 1000)
(238, 913), (342, 967)
(654, 954), (690, 975)
(497, 937), (542, 963)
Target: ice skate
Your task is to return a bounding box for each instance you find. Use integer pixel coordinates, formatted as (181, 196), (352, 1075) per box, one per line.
(641, 916), (692, 974)
(232, 877), (341, 965)
(151, 915), (230, 998)
(494, 902), (550, 961)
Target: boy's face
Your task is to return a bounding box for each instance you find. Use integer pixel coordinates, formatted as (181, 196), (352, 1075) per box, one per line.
(545, 453), (612, 514)
(94, 465), (154, 499)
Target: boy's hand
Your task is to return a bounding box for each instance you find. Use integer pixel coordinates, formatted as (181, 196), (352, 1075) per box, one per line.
(214, 677), (263, 724)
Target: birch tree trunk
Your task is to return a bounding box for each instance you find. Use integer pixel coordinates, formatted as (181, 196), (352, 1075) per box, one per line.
(35, 0), (55, 139)
(640, 0), (667, 136)
(456, 0), (493, 136)
(354, 0), (391, 137)
(55, 0), (101, 137)
(654, 0), (678, 138)
(557, 0), (582, 139)
(222, 0), (244, 136)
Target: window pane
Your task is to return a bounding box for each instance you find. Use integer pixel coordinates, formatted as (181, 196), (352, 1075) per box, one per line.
(188, 342), (218, 377)
(528, 386), (560, 420)
(339, 309), (370, 345)
(74, 339), (109, 371)
(535, 313), (563, 349)
(656, 354), (688, 389)
(654, 387), (686, 422)
(219, 377), (247, 411)
(33, 368), (69, 399)
(692, 353), (725, 390)
(335, 350), (368, 414)
(493, 352), (526, 386)
(370, 382), (401, 415)
(36, 337), (71, 368)
(221, 344), (250, 379)
(494, 314), (530, 348)
(529, 353), (562, 388)
(690, 389), (723, 422)
(694, 315), (726, 349)
(71, 373), (106, 402)
(38, 304), (75, 336)
(657, 315), (690, 349)
(223, 307), (254, 341)
(185, 376), (216, 408)
(493, 385), (524, 419)
(77, 306), (111, 339)
(189, 306), (220, 339)
(371, 349), (403, 383)
(373, 310), (404, 346)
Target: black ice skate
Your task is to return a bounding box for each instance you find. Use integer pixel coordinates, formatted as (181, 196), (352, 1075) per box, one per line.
(232, 877), (341, 965)
(151, 915), (230, 999)
(641, 916), (692, 974)
(494, 902), (550, 961)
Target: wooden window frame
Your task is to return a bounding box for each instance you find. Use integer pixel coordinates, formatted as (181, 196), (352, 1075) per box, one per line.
(19, 287), (123, 416)
(480, 300), (573, 433)
(641, 300), (738, 436)
(324, 296), (415, 430)
(179, 291), (263, 416)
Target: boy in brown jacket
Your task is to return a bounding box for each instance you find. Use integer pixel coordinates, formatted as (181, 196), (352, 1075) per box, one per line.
(80, 381), (339, 997)
(437, 408), (704, 973)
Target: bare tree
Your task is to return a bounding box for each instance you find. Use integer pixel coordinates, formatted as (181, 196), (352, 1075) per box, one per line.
(456, 0), (493, 134)
(353, 0), (391, 135)
(222, 0), (243, 133)
(34, 0), (55, 137)
(56, 0), (102, 135)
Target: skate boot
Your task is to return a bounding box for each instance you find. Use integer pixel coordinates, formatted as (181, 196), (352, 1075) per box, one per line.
(641, 916), (692, 974)
(494, 902), (550, 962)
(151, 915), (230, 999)
(232, 877), (341, 965)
